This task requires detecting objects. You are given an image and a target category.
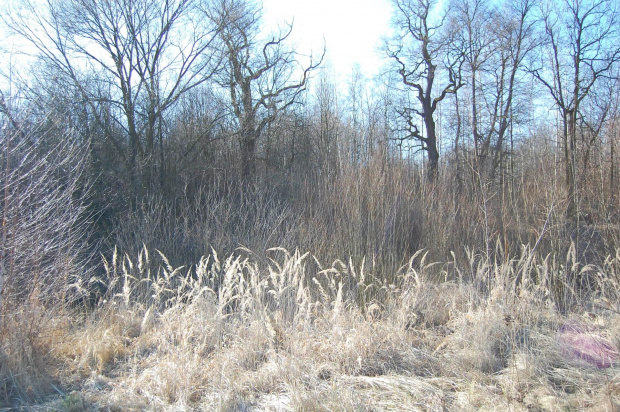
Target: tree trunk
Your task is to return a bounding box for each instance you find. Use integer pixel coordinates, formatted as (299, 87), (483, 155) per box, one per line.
(565, 108), (577, 218)
(454, 92), (462, 193)
(424, 115), (439, 180)
(241, 137), (256, 181)
(611, 135), (616, 209)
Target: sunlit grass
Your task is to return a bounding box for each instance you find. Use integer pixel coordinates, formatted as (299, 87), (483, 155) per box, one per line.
(3, 245), (620, 410)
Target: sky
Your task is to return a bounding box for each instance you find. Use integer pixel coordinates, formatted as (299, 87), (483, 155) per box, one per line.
(0, 0), (395, 93)
(261, 0), (394, 82)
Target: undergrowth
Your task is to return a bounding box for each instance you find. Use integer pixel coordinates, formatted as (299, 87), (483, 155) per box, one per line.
(3, 245), (620, 410)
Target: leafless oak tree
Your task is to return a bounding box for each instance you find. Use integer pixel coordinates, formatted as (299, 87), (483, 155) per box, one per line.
(387, 0), (464, 180)
(207, 0), (323, 180)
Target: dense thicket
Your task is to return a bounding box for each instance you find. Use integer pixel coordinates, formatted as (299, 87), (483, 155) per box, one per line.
(1, 0), (619, 303)
(2, 0), (620, 406)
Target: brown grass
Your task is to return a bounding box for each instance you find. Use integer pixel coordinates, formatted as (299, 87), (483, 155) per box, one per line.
(3, 244), (620, 410)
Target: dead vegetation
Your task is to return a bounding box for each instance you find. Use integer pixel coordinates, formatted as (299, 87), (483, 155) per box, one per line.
(3, 246), (620, 411)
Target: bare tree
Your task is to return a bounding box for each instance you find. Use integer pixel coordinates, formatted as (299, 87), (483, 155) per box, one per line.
(528, 0), (620, 217)
(451, 0), (495, 172)
(4, 0), (220, 192)
(606, 74), (620, 210)
(490, 0), (537, 178)
(207, 0), (323, 180)
(386, 0), (464, 180)
(451, 0), (536, 179)
(313, 72), (342, 178)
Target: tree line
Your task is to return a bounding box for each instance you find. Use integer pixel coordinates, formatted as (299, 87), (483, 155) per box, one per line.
(1, 0), (620, 305)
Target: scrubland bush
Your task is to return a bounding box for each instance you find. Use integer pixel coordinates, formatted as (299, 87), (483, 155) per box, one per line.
(0, 104), (92, 405)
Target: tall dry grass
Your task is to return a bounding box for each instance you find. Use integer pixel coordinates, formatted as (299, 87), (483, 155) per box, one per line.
(3, 122), (620, 409)
(4, 244), (620, 410)
(106, 127), (619, 286)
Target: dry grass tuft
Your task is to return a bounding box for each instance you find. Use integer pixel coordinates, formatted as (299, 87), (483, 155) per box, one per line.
(5, 245), (620, 410)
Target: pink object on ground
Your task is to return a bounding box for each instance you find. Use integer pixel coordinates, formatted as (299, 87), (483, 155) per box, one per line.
(558, 322), (619, 368)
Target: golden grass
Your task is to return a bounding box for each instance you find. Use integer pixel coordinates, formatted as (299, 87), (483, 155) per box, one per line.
(3, 245), (620, 411)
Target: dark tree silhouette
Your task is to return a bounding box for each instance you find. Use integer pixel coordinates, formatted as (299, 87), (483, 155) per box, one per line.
(387, 0), (464, 180)
(207, 0), (323, 180)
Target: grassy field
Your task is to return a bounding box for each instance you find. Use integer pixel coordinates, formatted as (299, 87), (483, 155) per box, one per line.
(3, 244), (620, 411)
(3, 0), (620, 407)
